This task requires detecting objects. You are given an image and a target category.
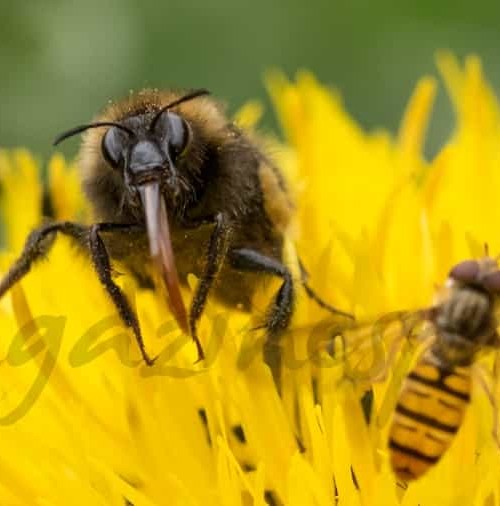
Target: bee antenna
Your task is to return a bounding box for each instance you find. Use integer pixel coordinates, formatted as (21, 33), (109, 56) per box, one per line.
(53, 122), (136, 146)
(149, 89), (210, 133)
(485, 242), (490, 257)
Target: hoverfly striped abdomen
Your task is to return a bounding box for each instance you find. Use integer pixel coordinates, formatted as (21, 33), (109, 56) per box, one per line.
(389, 348), (471, 481)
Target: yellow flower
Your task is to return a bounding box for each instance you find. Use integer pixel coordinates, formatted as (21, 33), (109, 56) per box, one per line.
(0, 52), (498, 505)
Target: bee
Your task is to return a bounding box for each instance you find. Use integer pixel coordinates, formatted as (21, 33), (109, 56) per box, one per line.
(0, 88), (350, 373)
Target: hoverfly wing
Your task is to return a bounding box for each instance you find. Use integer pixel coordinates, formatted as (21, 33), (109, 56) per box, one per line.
(286, 308), (432, 382)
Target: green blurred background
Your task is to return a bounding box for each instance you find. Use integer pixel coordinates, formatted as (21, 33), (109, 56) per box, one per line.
(2, 0), (500, 159)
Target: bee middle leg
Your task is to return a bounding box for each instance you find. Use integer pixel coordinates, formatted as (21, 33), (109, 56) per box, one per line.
(229, 248), (294, 388)
(185, 213), (231, 361)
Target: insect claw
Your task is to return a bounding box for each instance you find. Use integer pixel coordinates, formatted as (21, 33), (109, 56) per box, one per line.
(141, 351), (158, 367)
(193, 338), (205, 363)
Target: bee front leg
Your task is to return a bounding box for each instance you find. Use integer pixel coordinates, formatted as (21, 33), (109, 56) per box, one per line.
(0, 221), (87, 297)
(229, 248), (294, 389)
(187, 213), (231, 362)
(88, 223), (156, 366)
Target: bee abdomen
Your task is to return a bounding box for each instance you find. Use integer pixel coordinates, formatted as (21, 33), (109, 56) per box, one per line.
(389, 354), (471, 481)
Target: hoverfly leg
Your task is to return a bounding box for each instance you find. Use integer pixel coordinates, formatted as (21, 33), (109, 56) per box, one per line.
(493, 352), (500, 449)
(473, 359), (500, 450)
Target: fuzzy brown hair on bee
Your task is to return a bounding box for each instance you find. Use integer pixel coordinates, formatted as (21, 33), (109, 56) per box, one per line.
(0, 88), (351, 378)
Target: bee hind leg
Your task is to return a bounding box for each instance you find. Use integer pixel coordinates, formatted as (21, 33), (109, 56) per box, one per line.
(299, 259), (353, 320)
(229, 248), (294, 389)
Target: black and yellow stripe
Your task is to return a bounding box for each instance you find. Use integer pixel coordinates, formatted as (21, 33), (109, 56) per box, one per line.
(389, 351), (471, 481)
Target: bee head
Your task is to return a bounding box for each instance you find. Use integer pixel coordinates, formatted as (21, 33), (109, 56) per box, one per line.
(54, 89), (210, 214)
(53, 89), (211, 334)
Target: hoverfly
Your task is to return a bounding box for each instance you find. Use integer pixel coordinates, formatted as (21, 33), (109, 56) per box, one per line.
(303, 255), (500, 481)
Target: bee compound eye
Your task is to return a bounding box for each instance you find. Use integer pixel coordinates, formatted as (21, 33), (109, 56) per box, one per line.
(102, 127), (126, 168)
(167, 113), (191, 158)
(482, 270), (500, 294)
(150, 110), (191, 160)
(449, 260), (480, 284)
